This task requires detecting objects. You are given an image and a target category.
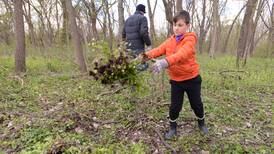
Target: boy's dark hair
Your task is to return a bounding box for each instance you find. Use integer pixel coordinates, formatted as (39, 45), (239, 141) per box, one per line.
(173, 10), (190, 24)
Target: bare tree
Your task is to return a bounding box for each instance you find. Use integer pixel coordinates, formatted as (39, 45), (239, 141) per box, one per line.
(147, 0), (157, 43)
(118, 0), (125, 40)
(190, 0), (195, 31)
(60, 0), (69, 44)
(124, 1), (132, 16)
(249, 0), (266, 56)
(176, 0), (182, 12)
(23, 0), (37, 46)
(102, 0), (114, 51)
(55, 0), (60, 36)
(236, 0), (258, 67)
(162, 0), (175, 35)
(270, 2), (274, 39)
(26, 0), (46, 46)
(2, 0), (12, 12)
(222, 4), (246, 53)
(1, 0), (13, 45)
(81, 0), (103, 41)
(37, 0), (55, 46)
(196, 0), (211, 53)
(14, 0), (26, 73)
(268, 2), (274, 55)
(209, 0), (220, 58)
(66, 0), (87, 72)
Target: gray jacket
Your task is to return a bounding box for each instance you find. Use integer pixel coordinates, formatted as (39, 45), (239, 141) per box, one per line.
(122, 11), (151, 52)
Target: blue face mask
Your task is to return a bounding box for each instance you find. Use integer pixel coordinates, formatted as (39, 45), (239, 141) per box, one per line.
(175, 34), (184, 42)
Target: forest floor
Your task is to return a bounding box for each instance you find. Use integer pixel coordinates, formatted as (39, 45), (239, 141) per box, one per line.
(0, 55), (273, 153)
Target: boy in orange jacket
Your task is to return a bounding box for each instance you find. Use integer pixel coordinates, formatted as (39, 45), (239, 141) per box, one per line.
(142, 10), (208, 139)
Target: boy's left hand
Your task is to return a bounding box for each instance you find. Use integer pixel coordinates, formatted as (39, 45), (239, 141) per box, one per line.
(151, 59), (168, 73)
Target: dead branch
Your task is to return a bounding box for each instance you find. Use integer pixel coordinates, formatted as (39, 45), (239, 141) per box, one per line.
(219, 70), (248, 75)
(97, 86), (126, 97)
(150, 126), (177, 154)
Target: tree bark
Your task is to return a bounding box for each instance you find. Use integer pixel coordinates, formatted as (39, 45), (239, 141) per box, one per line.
(61, 0), (69, 44)
(176, 0), (182, 12)
(118, 0), (125, 40)
(14, 0), (26, 73)
(190, 0), (195, 31)
(55, 0), (60, 36)
(162, 0), (174, 36)
(103, 0), (114, 51)
(66, 0), (87, 72)
(23, 0), (37, 46)
(197, 0), (208, 53)
(268, 2), (274, 55)
(209, 0), (219, 58)
(236, 0), (258, 67)
(249, 0), (266, 56)
(147, 0), (157, 43)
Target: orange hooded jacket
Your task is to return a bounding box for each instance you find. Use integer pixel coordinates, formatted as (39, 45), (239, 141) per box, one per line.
(145, 32), (199, 81)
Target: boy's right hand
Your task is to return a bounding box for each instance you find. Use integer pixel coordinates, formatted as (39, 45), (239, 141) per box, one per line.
(138, 53), (149, 62)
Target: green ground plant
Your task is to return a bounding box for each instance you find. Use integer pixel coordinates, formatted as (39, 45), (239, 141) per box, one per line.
(0, 49), (273, 153)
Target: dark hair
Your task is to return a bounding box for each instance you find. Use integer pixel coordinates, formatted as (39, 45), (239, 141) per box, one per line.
(173, 10), (190, 24)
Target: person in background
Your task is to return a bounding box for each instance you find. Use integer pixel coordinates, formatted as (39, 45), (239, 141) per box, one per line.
(142, 10), (209, 139)
(122, 4), (151, 71)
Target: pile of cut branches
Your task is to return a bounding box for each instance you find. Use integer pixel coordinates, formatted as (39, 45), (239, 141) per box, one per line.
(89, 52), (139, 85)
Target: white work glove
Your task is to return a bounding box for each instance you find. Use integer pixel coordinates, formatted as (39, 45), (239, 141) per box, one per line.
(145, 46), (152, 51)
(151, 59), (169, 73)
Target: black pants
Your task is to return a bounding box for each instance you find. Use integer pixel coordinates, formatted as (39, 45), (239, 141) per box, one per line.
(169, 75), (204, 121)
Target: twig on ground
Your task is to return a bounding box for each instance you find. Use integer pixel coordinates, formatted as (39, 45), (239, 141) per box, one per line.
(150, 126), (177, 154)
(219, 70), (248, 74)
(74, 111), (119, 125)
(97, 86), (126, 97)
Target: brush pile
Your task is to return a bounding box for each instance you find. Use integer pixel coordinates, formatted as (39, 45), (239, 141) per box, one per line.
(89, 52), (139, 85)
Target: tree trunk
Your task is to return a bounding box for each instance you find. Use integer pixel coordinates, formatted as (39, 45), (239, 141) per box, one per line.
(14, 0), (26, 73)
(176, 0), (182, 12)
(118, 0), (125, 40)
(56, 0), (60, 37)
(209, 0), (219, 58)
(147, 0), (157, 43)
(2, 0), (13, 45)
(162, 0), (174, 36)
(82, 0), (100, 41)
(236, 0), (258, 67)
(268, 3), (274, 55)
(103, 0), (113, 51)
(23, 0), (37, 46)
(249, 0), (266, 56)
(222, 4), (245, 53)
(190, 0), (195, 31)
(198, 0), (207, 53)
(61, 0), (69, 44)
(37, 0), (54, 46)
(66, 0), (87, 72)
(102, 12), (107, 40)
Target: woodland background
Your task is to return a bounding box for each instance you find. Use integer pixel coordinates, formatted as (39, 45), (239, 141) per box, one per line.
(0, 0), (273, 153)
